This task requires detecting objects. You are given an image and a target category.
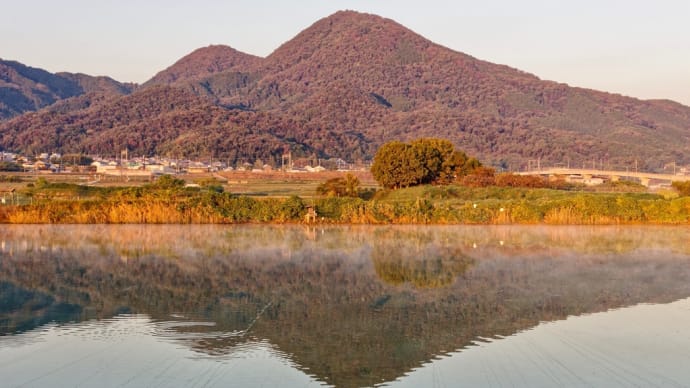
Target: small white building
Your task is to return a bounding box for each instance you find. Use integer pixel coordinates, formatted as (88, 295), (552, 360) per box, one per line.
(305, 165), (326, 173)
(584, 177), (605, 186)
(91, 161), (118, 174)
(145, 164), (176, 174)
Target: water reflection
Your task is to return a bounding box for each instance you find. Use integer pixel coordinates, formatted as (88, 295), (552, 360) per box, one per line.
(387, 297), (690, 387)
(1, 225), (690, 387)
(372, 233), (475, 288)
(0, 315), (324, 388)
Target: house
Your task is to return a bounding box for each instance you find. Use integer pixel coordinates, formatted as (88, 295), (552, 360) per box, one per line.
(145, 164), (176, 175)
(125, 162), (143, 170)
(91, 161), (118, 174)
(1, 152), (17, 162)
(565, 175), (604, 186)
(34, 161), (50, 170)
(187, 162), (210, 174)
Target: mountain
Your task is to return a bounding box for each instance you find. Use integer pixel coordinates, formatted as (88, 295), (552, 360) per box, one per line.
(0, 59), (135, 120)
(0, 84), (364, 160)
(57, 72), (136, 95)
(2, 10), (690, 170)
(144, 45), (262, 86)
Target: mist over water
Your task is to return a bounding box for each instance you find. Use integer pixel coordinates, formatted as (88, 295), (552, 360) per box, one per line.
(1, 225), (690, 387)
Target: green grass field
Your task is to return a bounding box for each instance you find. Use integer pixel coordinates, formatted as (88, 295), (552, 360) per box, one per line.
(2, 171), (688, 225)
(0, 171), (378, 199)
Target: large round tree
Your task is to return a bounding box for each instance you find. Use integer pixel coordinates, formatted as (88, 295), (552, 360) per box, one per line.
(370, 141), (423, 189)
(371, 138), (480, 189)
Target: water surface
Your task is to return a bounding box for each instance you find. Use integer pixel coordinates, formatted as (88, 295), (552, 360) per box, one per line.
(1, 225), (690, 387)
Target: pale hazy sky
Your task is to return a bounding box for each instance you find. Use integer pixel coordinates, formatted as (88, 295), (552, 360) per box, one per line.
(2, 0), (689, 105)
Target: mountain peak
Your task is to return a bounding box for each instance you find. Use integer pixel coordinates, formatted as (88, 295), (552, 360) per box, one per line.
(325, 9), (391, 22)
(322, 9), (403, 25)
(145, 45), (263, 86)
(264, 9), (442, 73)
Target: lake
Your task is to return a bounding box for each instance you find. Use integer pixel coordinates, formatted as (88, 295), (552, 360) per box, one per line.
(1, 225), (690, 387)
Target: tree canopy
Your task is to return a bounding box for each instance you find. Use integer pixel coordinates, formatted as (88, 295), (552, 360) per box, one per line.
(371, 138), (481, 189)
(316, 173), (361, 197)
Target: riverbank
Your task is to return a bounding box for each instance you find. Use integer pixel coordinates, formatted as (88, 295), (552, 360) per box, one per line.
(1, 182), (689, 224)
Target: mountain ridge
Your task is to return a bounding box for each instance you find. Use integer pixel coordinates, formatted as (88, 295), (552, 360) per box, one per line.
(0, 58), (134, 120)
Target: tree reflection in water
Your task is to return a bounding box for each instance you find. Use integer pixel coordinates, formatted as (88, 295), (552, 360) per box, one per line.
(1, 225), (690, 387)
(371, 228), (475, 288)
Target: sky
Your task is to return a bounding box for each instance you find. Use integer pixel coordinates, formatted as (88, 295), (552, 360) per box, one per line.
(2, 0), (689, 105)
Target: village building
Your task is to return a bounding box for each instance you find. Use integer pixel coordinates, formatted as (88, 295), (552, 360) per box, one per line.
(187, 162), (211, 174)
(91, 161), (118, 174)
(145, 164), (176, 175)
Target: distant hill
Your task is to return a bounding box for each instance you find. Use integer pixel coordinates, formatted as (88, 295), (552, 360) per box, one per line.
(57, 72), (136, 95)
(0, 85), (364, 161)
(144, 45), (262, 86)
(2, 10), (690, 170)
(0, 59), (134, 120)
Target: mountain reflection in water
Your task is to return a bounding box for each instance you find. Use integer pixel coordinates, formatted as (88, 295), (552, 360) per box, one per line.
(1, 225), (690, 387)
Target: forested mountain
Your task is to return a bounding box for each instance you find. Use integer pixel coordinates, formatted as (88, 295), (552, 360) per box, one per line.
(2, 11), (689, 169)
(144, 45), (262, 86)
(0, 59), (134, 120)
(57, 72), (136, 95)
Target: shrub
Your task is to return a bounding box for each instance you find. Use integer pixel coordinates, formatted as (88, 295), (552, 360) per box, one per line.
(150, 175), (185, 190)
(672, 181), (690, 197)
(460, 167), (496, 187)
(316, 173), (360, 197)
(279, 195), (306, 221)
(0, 161), (22, 172)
